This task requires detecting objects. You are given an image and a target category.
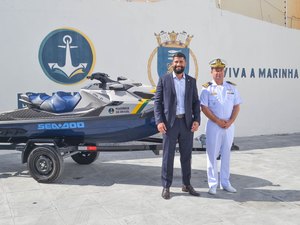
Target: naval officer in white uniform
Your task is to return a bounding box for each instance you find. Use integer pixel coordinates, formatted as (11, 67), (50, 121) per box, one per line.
(200, 58), (242, 195)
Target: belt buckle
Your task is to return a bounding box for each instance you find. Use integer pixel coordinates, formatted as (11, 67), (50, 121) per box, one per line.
(176, 114), (184, 118)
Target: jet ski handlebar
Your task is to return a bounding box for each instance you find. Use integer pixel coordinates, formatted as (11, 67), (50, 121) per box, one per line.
(86, 72), (137, 91)
(86, 72), (115, 84)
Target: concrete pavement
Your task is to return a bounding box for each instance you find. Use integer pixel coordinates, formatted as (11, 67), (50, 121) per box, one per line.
(0, 133), (300, 225)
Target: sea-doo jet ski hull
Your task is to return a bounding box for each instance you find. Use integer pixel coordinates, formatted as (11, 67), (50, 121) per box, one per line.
(0, 108), (156, 143)
(0, 73), (158, 144)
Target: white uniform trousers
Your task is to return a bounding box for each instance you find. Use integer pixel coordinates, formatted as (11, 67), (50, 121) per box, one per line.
(206, 120), (234, 189)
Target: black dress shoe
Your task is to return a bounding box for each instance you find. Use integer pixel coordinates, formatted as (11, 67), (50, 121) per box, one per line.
(182, 185), (200, 196)
(162, 188), (170, 199)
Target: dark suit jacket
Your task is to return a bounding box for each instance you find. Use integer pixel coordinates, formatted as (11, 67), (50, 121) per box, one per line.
(154, 73), (200, 129)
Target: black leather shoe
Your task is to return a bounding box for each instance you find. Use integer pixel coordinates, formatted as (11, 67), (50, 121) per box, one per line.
(182, 185), (200, 196)
(162, 188), (170, 199)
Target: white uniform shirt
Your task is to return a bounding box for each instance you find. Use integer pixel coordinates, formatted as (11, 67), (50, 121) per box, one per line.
(200, 81), (242, 120)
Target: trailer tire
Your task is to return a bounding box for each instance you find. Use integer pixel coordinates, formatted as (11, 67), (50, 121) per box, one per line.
(71, 151), (99, 165)
(27, 146), (64, 183)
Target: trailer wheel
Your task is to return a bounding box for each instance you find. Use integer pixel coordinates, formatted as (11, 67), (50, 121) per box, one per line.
(27, 146), (64, 183)
(71, 151), (99, 165)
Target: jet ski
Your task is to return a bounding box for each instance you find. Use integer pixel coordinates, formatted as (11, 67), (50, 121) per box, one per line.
(0, 72), (158, 144)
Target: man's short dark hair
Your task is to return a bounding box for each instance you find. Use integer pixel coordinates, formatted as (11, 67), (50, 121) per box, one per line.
(172, 52), (186, 60)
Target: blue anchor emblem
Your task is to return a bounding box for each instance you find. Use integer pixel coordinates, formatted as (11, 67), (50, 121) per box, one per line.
(48, 35), (88, 78)
(39, 28), (95, 85)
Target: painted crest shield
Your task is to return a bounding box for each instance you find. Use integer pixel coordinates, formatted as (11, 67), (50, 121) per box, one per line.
(157, 47), (190, 77)
(148, 31), (198, 86)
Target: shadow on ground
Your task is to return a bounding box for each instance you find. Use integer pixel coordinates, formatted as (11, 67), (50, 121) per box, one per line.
(35, 160), (300, 203)
(234, 132), (300, 150)
(1, 138), (300, 204)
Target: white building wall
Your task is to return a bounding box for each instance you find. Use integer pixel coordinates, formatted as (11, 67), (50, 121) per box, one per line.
(0, 0), (299, 137)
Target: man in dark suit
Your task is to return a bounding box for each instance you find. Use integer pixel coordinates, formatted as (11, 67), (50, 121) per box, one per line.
(154, 52), (201, 199)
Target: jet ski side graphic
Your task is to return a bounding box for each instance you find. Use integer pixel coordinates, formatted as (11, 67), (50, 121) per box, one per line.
(37, 121), (85, 130)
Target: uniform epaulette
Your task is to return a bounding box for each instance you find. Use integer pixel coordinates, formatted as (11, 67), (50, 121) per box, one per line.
(226, 81), (236, 86)
(202, 82), (212, 88)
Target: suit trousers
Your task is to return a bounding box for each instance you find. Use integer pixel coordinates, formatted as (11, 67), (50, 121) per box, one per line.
(206, 120), (234, 189)
(161, 117), (193, 188)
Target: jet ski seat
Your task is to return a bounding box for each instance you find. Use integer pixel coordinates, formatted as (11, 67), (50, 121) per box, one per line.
(22, 92), (81, 113)
(40, 92), (82, 113)
(21, 92), (51, 106)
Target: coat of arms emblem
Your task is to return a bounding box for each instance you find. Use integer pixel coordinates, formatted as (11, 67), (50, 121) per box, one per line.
(147, 31), (198, 86)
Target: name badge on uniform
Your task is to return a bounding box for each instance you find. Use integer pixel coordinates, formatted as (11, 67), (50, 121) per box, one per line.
(210, 92), (217, 96)
(226, 90), (234, 95)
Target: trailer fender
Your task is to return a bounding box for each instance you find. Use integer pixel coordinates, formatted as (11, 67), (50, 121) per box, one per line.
(21, 139), (58, 164)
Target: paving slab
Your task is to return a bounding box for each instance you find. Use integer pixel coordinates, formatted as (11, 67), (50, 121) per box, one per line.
(0, 133), (300, 225)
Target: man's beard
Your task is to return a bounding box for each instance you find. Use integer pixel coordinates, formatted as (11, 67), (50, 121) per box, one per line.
(173, 66), (185, 74)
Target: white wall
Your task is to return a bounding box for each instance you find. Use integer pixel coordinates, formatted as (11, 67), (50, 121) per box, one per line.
(0, 0), (300, 137)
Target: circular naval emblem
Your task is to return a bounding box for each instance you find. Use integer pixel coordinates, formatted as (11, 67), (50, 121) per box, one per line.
(108, 108), (115, 114)
(39, 28), (96, 85)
